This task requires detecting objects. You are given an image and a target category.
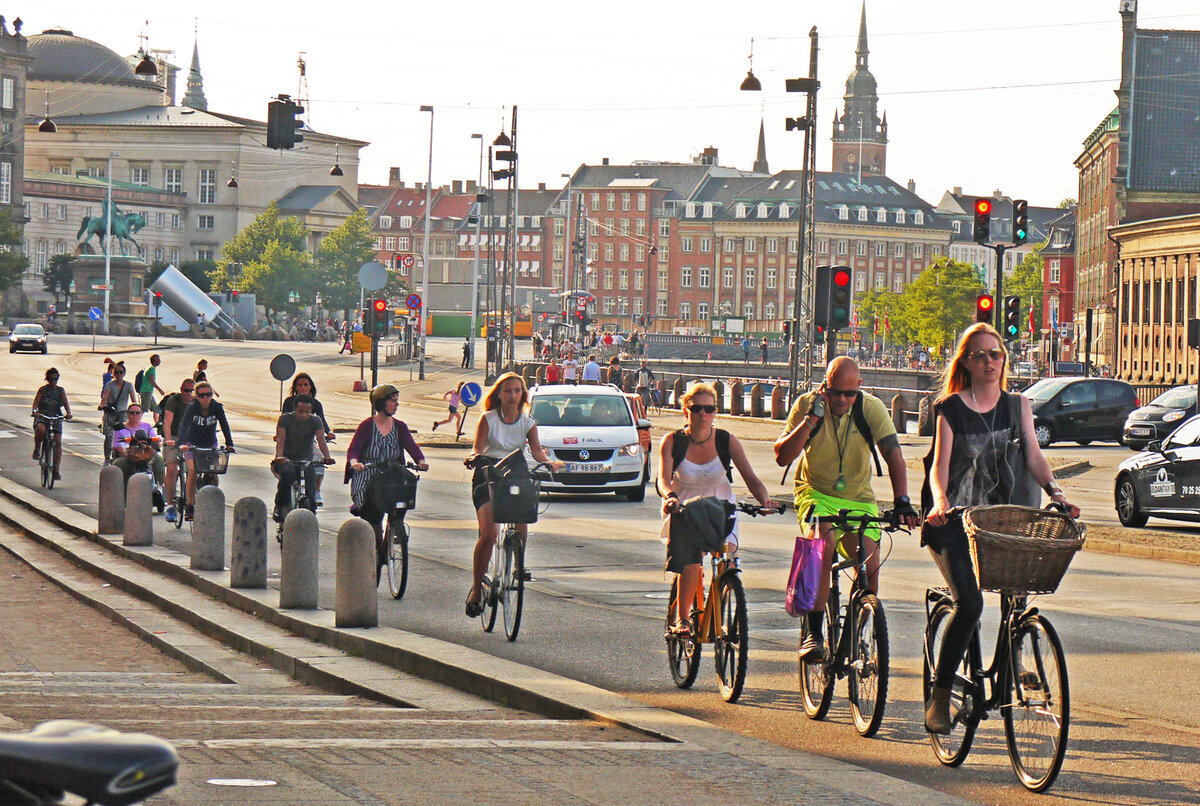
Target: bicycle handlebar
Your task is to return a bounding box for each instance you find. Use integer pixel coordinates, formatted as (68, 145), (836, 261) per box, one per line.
(357, 458), (423, 472)
(736, 501), (786, 517)
(831, 507), (909, 534)
(32, 413), (66, 420)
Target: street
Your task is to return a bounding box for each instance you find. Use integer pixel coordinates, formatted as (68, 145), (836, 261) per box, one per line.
(2, 334), (1199, 805)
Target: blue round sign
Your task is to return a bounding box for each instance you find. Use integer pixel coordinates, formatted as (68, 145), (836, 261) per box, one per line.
(459, 381), (483, 408)
(88, 307), (103, 321)
(406, 294), (422, 311)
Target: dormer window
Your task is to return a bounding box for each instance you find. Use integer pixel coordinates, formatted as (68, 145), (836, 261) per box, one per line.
(379, 215), (393, 229)
(914, 211), (924, 225)
(876, 208), (886, 223)
(757, 202), (769, 218)
(895, 210), (906, 224)
(399, 216), (413, 228)
(837, 205), (849, 220)
(735, 203), (747, 218)
(778, 203), (790, 218)
(703, 202), (713, 218)
(857, 206), (868, 222)
(685, 202), (695, 217)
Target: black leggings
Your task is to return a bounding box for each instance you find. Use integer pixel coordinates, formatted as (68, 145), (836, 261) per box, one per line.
(929, 517), (984, 690)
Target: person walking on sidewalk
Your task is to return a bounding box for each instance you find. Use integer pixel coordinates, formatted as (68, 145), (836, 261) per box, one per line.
(773, 356), (919, 660)
(138, 353), (165, 413)
(461, 336), (471, 368)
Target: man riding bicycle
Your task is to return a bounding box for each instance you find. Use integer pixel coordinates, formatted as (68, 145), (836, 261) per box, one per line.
(176, 381), (234, 521)
(159, 379), (195, 523)
(272, 394), (335, 521)
(774, 356), (919, 659)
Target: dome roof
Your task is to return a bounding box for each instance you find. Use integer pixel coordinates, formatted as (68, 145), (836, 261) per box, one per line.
(844, 67), (877, 100)
(28, 28), (144, 87)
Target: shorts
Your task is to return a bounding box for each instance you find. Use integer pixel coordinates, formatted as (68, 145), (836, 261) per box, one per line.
(448, 405), (458, 414)
(163, 444), (182, 467)
(794, 485), (880, 558)
(664, 526), (728, 574)
(471, 462), (494, 511)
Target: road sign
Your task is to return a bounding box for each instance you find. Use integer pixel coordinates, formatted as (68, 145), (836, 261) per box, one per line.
(90, 284), (110, 292)
(459, 382), (483, 408)
(88, 307), (103, 321)
(575, 296), (588, 310)
(357, 261), (387, 291)
(269, 354), (297, 382)
(400, 254), (416, 269)
(351, 332), (372, 354)
(406, 294), (422, 311)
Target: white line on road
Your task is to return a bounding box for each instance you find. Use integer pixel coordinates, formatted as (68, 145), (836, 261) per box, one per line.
(179, 738), (680, 750)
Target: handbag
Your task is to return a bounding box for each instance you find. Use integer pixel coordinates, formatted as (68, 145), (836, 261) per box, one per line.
(999, 393), (1041, 508)
(784, 534), (825, 617)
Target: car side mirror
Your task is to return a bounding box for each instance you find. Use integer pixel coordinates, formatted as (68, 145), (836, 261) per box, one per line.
(637, 418), (652, 430)
(1147, 440), (1163, 453)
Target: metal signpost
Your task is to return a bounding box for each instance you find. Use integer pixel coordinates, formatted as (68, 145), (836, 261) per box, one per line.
(269, 354), (297, 409)
(456, 381), (483, 441)
(357, 261), (387, 387)
(88, 306), (102, 351)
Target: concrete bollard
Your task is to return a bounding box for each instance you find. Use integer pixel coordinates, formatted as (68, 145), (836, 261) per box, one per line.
(191, 486), (226, 571)
(730, 381), (745, 416)
(122, 473), (154, 547)
(656, 379), (669, 408)
(536, 364), (546, 385)
(672, 377), (686, 409)
(230, 496), (268, 589)
(891, 394), (905, 432)
(771, 385), (787, 420)
(336, 517), (378, 628)
(713, 380), (725, 413)
(751, 383), (768, 418)
(98, 465), (125, 535)
(280, 508), (320, 609)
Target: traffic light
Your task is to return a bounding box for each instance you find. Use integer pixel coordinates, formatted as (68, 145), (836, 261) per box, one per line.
(231, 289), (239, 304)
(973, 198), (992, 244)
(976, 294), (995, 324)
(828, 266), (852, 331)
(813, 265), (832, 334)
(266, 95), (304, 149)
(1012, 199), (1028, 245)
(814, 324), (825, 344)
(152, 291), (163, 308)
(371, 298), (389, 337)
(1003, 295), (1021, 340)
(782, 320), (791, 340)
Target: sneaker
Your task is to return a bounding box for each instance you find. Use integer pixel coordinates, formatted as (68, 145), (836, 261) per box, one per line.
(272, 506), (283, 522)
(32, 449), (39, 459)
(165, 506), (177, 523)
(799, 632), (824, 661)
(52, 470), (61, 481)
(314, 491), (323, 508)
(432, 421), (439, 431)
(184, 505), (194, 522)
(521, 568), (532, 582)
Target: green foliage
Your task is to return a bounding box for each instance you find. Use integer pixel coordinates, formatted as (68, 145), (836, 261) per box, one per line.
(853, 288), (913, 344)
(0, 208), (28, 292)
(1058, 198), (1075, 209)
(44, 255), (75, 303)
(238, 240), (312, 315)
(1007, 246), (1045, 340)
(209, 202), (309, 292)
(863, 257), (984, 351)
(313, 209), (378, 315)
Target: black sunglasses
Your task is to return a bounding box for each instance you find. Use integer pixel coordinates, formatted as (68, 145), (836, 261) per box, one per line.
(688, 404), (717, 414)
(196, 392), (213, 398)
(968, 348), (1005, 362)
(826, 388), (858, 399)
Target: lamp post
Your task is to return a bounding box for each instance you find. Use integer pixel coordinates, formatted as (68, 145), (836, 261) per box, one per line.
(67, 280), (75, 334)
(468, 133), (484, 369)
(103, 151), (117, 334)
(418, 104), (434, 380)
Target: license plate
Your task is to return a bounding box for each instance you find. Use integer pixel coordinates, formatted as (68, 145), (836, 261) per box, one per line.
(566, 462), (604, 473)
(1132, 427), (1154, 437)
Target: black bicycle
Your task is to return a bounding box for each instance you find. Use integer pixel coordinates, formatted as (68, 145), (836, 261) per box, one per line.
(798, 508), (906, 738)
(32, 414), (65, 489)
(171, 446), (232, 529)
(273, 458), (328, 544)
(358, 459), (421, 600)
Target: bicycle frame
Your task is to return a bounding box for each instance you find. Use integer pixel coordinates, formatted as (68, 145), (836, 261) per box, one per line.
(926, 588), (1028, 717)
(689, 549), (736, 645)
(822, 525), (876, 675)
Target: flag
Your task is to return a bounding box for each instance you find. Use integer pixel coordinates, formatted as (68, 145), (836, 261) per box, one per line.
(873, 314), (878, 336)
(1028, 307), (1035, 334)
(884, 313), (891, 333)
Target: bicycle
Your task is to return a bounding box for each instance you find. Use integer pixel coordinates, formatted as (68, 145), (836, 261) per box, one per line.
(273, 457), (329, 545)
(32, 414), (65, 489)
(358, 459), (421, 600)
(665, 501), (782, 703)
(798, 508), (906, 737)
(171, 446), (231, 528)
(923, 504), (1084, 793)
(470, 458), (552, 642)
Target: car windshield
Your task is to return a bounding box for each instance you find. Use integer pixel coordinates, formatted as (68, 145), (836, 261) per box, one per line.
(1152, 387), (1196, 409)
(13, 325), (43, 335)
(531, 394), (632, 427)
(1023, 379), (1071, 401)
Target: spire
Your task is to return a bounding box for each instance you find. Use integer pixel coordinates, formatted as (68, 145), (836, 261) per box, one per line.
(183, 34), (208, 111)
(753, 118), (769, 174)
(856, 1), (869, 68)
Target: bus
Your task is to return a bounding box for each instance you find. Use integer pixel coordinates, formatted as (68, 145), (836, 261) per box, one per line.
(480, 310), (532, 338)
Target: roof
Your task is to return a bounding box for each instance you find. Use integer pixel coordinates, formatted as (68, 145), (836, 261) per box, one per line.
(1042, 209), (1076, 256)
(28, 28), (146, 88)
(276, 185), (343, 211)
(1130, 28), (1200, 193)
(566, 162), (729, 204)
(936, 192), (1060, 243)
(24, 169), (186, 198)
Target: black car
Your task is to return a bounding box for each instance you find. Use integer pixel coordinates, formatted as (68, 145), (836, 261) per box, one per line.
(1115, 414), (1200, 527)
(8, 323), (48, 354)
(1122, 385), (1199, 450)
(1024, 377), (1139, 448)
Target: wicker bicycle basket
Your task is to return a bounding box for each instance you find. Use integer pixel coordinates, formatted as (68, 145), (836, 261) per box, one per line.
(962, 505), (1086, 594)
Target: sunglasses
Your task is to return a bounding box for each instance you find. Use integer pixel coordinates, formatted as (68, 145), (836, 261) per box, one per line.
(826, 388), (858, 399)
(196, 392), (213, 398)
(968, 348), (1006, 363)
(688, 404), (717, 414)
(181, 388), (195, 393)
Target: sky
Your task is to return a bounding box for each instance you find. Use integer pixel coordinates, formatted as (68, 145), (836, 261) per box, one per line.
(34, 0), (1200, 209)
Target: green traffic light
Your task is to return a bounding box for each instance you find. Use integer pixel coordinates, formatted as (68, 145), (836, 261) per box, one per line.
(1015, 228), (1026, 240)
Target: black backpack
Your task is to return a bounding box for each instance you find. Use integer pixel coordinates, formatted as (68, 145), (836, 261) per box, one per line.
(805, 392), (883, 477)
(660, 428), (732, 496)
(134, 368), (145, 392)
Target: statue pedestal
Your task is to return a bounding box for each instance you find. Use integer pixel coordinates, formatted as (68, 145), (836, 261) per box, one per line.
(70, 256), (150, 320)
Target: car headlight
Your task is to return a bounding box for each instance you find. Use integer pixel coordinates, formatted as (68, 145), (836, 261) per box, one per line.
(1163, 410), (1186, 423)
(617, 442), (641, 457)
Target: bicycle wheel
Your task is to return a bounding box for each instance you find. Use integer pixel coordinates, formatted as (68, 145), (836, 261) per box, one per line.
(924, 601), (980, 767)
(848, 593), (889, 737)
(665, 577), (700, 689)
(501, 527), (525, 642)
(480, 529), (501, 633)
(40, 448), (51, 489)
(386, 516), (409, 601)
(1003, 614), (1069, 793)
(798, 603), (836, 720)
(714, 573), (749, 703)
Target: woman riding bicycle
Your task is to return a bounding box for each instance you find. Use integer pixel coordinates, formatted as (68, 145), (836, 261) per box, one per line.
(346, 384), (428, 541)
(921, 322), (1080, 734)
(282, 373), (335, 506)
(463, 372), (560, 618)
(32, 367), (72, 479)
(657, 382), (775, 636)
(176, 381), (235, 521)
(98, 362), (134, 465)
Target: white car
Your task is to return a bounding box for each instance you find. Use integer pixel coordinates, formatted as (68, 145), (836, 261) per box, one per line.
(527, 384), (652, 501)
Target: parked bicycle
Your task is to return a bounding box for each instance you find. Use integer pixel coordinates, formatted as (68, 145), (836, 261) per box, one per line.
(32, 414), (65, 489)
(923, 504), (1084, 793)
(170, 446), (232, 529)
(666, 501), (782, 703)
(357, 459), (421, 599)
(798, 507), (906, 737)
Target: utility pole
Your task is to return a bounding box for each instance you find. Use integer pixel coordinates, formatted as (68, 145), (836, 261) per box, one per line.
(788, 28), (820, 401)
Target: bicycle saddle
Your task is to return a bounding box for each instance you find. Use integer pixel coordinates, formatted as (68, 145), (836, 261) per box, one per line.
(0, 720), (178, 806)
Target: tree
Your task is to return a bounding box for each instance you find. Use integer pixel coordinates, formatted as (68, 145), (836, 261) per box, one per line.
(146, 259), (214, 292)
(208, 202), (308, 292)
(44, 255), (75, 306)
(1007, 245), (1045, 346)
(0, 209), (28, 292)
(313, 209), (378, 317)
(1058, 198), (1076, 209)
(902, 257), (986, 350)
(238, 240), (313, 318)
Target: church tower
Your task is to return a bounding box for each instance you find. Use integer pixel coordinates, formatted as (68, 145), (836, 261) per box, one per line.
(182, 37), (207, 111)
(831, 2), (887, 176)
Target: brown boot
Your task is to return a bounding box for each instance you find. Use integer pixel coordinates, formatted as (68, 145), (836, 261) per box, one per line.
(925, 685), (953, 734)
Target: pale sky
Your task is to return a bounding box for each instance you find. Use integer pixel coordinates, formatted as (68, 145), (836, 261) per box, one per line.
(36, 0), (1200, 208)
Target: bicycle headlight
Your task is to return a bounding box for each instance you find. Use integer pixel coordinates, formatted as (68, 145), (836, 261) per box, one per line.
(617, 442), (641, 457)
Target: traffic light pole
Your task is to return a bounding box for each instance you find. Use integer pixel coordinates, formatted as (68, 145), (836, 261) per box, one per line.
(991, 242), (1008, 334)
(789, 27), (819, 403)
(370, 334), (379, 389)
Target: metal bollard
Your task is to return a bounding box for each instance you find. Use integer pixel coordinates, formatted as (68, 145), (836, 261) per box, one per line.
(97, 465), (125, 535)
(122, 473), (154, 547)
(191, 486), (225, 571)
(230, 497), (268, 589)
(279, 508), (320, 609)
(336, 517), (378, 628)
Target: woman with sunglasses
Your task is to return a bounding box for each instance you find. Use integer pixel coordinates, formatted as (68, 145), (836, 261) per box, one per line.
(176, 381), (235, 521)
(921, 322), (1080, 734)
(98, 362), (134, 465)
(111, 404), (165, 490)
(32, 368), (72, 480)
(282, 373), (335, 506)
(657, 382), (775, 636)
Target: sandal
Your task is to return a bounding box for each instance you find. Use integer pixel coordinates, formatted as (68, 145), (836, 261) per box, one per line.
(465, 592), (483, 618)
(667, 621), (692, 638)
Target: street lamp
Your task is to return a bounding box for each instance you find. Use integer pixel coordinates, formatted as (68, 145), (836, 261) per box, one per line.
(103, 152), (117, 334)
(418, 104), (433, 380)
(468, 132), (484, 370)
(67, 280), (75, 334)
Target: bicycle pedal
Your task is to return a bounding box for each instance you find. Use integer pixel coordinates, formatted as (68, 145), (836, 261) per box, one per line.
(521, 569), (532, 582)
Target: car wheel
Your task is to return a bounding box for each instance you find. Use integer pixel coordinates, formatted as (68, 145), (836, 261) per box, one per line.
(1034, 423), (1053, 449)
(1116, 475), (1148, 528)
(623, 461), (648, 502)
(40, 346), (47, 354)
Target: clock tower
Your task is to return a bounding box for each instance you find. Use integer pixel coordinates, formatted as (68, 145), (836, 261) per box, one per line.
(831, 2), (888, 177)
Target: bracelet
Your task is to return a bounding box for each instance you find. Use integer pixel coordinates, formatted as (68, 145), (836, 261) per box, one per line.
(1044, 482), (1063, 496)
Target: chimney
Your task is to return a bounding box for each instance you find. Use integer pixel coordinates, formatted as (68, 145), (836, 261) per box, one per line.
(538, 182), (546, 191)
(388, 167), (401, 186)
(602, 157), (610, 166)
(993, 189), (1003, 199)
(907, 179), (916, 194)
(466, 180), (477, 194)
(452, 180), (463, 194)
(700, 146), (719, 165)
(953, 186), (962, 196)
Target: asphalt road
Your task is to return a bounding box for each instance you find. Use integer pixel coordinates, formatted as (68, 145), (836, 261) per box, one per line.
(3, 333), (1200, 805)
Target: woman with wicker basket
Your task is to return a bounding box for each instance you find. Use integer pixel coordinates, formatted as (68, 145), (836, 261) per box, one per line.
(921, 323), (1080, 735)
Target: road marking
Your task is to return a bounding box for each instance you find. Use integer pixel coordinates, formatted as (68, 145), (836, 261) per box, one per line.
(179, 738), (679, 750)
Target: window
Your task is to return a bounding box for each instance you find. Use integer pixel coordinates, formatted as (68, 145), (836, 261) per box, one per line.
(619, 268), (628, 289)
(605, 218), (614, 235)
(399, 216), (413, 228)
(198, 169), (216, 204)
(857, 207), (868, 221)
(170, 249), (179, 264)
(914, 211), (924, 225)
(619, 298), (629, 315)
(591, 193), (600, 211)
(681, 302), (692, 319)
(154, 211), (164, 227)
(633, 298), (644, 315)
(876, 208), (887, 223)
(373, 236), (385, 250)
(855, 272), (867, 292)
(35, 240), (47, 274)
(658, 267), (668, 289)
(698, 302), (709, 319)
(856, 241), (867, 257)
(553, 218), (564, 236)
(681, 266), (693, 287)
(766, 238), (778, 254)
(385, 236), (396, 251)
(130, 166), (150, 186)
(735, 203), (747, 219)
(743, 301), (755, 318)
(659, 219), (670, 238)
(837, 205), (848, 220)
(836, 240), (848, 256)
(724, 238), (736, 252)
(0, 161), (9, 204)
(952, 220), (961, 233)
(603, 268), (613, 289)
(745, 239), (757, 254)
(766, 267), (777, 289)
(1049, 259), (1061, 283)
(636, 244), (645, 262)
(875, 271), (885, 289)
(723, 266), (735, 288)
(606, 193), (615, 211)
(894, 242), (905, 258)
(619, 243), (629, 261)
(620, 219), (630, 236)
(197, 215), (215, 230)
(896, 210), (906, 224)
(196, 248), (214, 261)
(621, 192), (630, 211)
(50, 162), (71, 175)
(892, 274), (904, 293)
(398, 236), (410, 250)
(875, 242), (886, 258)
(700, 237), (712, 253)
(552, 243), (563, 261)
(604, 243), (614, 261)
(636, 219), (646, 236)
(87, 165), (106, 179)
(682, 236), (693, 252)
(164, 167), (182, 194)
(816, 238), (827, 254)
(913, 243), (924, 259)
(788, 269), (796, 290)
(154, 248), (163, 261)
(588, 220), (599, 236)
(589, 243), (598, 261)
(638, 193), (646, 211)
(744, 266), (755, 288)
(699, 266), (711, 288)
(1, 78), (12, 110)
(634, 269), (644, 290)
(765, 301), (776, 319)
(604, 297), (615, 314)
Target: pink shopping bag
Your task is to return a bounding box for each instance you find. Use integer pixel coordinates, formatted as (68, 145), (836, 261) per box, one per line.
(784, 534), (824, 617)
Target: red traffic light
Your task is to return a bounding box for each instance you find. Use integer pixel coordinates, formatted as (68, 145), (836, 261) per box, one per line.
(833, 267), (851, 287)
(372, 299), (387, 313)
(975, 199), (992, 216)
(977, 294), (994, 312)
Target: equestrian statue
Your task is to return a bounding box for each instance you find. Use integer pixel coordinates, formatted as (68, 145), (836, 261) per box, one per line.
(76, 199), (146, 256)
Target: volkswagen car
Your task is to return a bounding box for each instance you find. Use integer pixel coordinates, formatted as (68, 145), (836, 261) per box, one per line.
(1115, 413), (1200, 527)
(9, 323), (48, 354)
(527, 384), (652, 500)
(1122, 385), (1199, 450)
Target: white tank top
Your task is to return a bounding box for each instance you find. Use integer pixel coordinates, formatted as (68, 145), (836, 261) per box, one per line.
(483, 409), (535, 459)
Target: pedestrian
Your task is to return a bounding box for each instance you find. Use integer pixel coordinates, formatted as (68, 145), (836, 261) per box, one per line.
(605, 356), (622, 387)
(742, 337), (751, 364)
(635, 359), (656, 409)
(561, 354), (579, 385)
(434, 381), (465, 435)
(462, 336), (471, 368)
(546, 358), (561, 384)
(760, 336), (769, 365)
(138, 353), (165, 413)
(192, 359), (208, 384)
(581, 354), (602, 385)
(101, 357), (115, 395)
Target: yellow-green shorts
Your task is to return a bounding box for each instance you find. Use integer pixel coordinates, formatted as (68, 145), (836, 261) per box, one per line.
(794, 486), (881, 559)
